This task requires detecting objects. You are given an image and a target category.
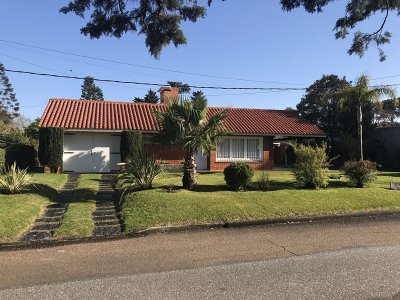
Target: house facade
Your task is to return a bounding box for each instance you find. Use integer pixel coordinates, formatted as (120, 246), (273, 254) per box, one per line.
(38, 87), (325, 173)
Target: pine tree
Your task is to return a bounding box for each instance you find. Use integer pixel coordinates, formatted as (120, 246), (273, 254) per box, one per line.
(133, 89), (160, 103)
(80, 76), (104, 100)
(167, 81), (191, 94)
(0, 62), (20, 122)
(143, 89), (159, 104)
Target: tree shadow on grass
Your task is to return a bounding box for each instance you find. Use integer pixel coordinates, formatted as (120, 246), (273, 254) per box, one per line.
(27, 183), (60, 202)
(154, 178), (351, 193)
(27, 184), (100, 204)
(327, 180), (350, 189)
(379, 172), (400, 178)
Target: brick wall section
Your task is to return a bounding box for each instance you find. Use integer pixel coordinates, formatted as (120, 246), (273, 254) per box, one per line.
(209, 136), (274, 171)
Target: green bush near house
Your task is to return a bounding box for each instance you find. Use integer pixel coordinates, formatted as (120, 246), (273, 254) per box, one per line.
(38, 127), (63, 171)
(223, 162), (254, 191)
(292, 143), (330, 189)
(343, 160), (378, 188)
(0, 148), (5, 170)
(120, 130), (142, 162)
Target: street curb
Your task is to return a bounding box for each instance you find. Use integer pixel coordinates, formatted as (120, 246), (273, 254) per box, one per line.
(2, 209), (400, 252)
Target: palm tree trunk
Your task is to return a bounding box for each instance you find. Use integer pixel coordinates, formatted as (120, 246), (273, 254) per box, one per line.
(357, 103), (363, 161)
(182, 149), (197, 190)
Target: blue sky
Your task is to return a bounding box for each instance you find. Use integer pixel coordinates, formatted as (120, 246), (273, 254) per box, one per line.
(0, 0), (399, 121)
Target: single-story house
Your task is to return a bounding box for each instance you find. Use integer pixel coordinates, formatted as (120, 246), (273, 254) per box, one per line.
(38, 87), (325, 173)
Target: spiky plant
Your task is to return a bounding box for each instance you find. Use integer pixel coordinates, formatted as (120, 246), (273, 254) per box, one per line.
(0, 162), (33, 194)
(112, 150), (162, 194)
(155, 91), (227, 190)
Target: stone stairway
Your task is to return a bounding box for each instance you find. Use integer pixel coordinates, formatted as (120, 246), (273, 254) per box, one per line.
(92, 174), (122, 236)
(21, 173), (80, 242)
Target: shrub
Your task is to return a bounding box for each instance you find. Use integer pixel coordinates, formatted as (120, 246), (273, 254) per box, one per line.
(5, 144), (36, 170)
(343, 160), (378, 188)
(292, 143), (329, 189)
(120, 130), (142, 162)
(0, 148), (5, 170)
(38, 127), (63, 171)
(223, 163), (254, 191)
(285, 144), (296, 165)
(258, 171), (271, 191)
(0, 162), (33, 194)
(112, 150), (162, 193)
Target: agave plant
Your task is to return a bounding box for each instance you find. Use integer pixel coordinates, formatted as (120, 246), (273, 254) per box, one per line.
(0, 162), (33, 194)
(112, 150), (162, 195)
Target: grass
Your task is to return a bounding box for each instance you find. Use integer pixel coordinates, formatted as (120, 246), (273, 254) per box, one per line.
(0, 173), (67, 242)
(53, 174), (101, 238)
(120, 170), (400, 233)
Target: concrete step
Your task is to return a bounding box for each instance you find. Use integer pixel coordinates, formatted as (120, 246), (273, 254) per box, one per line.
(21, 231), (52, 241)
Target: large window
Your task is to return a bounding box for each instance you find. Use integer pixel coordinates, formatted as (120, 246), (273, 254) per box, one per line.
(217, 137), (262, 161)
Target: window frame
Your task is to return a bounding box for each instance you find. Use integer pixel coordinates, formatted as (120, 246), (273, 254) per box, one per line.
(216, 136), (263, 162)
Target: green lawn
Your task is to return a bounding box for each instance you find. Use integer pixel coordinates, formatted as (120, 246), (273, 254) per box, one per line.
(0, 173), (67, 242)
(53, 174), (101, 238)
(120, 170), (400, 233)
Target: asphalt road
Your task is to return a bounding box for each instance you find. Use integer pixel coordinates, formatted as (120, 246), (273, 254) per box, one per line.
(2, 216), (400, 299)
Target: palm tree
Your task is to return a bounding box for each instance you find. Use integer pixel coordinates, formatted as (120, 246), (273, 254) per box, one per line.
(155, 91), (227, 190)
(337, 75), (396, 161)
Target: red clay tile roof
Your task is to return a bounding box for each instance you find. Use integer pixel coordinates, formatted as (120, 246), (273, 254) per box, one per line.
(39, 99), (325, 136)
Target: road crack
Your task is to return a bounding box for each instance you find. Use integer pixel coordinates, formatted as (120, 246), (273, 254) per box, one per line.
(265, 236), (299, 256)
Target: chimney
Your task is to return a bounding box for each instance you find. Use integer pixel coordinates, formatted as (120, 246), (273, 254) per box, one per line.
(158, 86), (179, 104)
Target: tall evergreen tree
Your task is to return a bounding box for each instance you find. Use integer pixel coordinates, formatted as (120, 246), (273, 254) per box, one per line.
(0, 63), (19, 122)
(167, 81), (191, 94)
(297, 74), (351, 142)
(144, 89), (160, 103)
(80, 76), (104, 100)
(25, 118), (41, 141)
(133, 89), (160, 103)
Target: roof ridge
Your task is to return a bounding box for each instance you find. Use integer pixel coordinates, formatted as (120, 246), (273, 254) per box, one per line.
(49, 98), (164, 106)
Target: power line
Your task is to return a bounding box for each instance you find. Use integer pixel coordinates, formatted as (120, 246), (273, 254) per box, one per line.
(0, 43), (184, 83)
(4, 68), (307, 91)
(371, 75), (400, 80)
(5, 68), (400, 94)
(0, 39), (306, 86)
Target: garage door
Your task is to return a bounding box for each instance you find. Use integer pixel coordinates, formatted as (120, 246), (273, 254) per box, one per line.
(63, 132), (120, 173)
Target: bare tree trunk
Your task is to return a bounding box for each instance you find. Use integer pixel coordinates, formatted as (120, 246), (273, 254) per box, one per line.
(182, 150), (197, 190)
(357, 103), (363, 161)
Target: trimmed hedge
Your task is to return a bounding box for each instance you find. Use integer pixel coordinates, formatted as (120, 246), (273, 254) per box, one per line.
(0, 148), (5, 170)
(120, 130), (142, 162)
(38, 127), (63, 170)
